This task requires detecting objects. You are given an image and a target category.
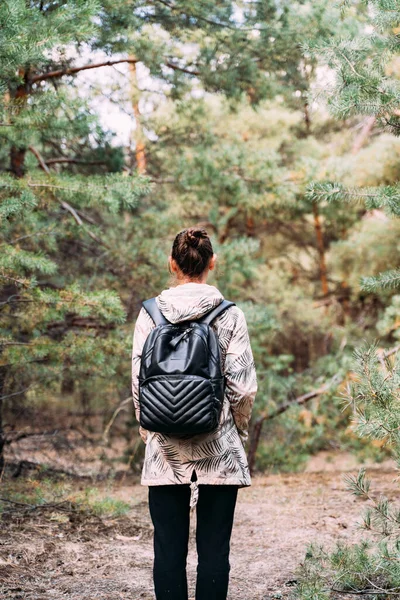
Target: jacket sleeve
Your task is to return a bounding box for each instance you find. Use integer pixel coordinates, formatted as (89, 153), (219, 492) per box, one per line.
(223, 307), (257, 446)
(131, 307), (154, 444)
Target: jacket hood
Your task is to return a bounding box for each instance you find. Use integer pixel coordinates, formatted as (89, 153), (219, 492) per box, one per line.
(156, 282), (224, 324)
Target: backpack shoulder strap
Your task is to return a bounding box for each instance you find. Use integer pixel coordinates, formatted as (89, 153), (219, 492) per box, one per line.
(198, 300), (236, 326)
(142, 297), (170, 326)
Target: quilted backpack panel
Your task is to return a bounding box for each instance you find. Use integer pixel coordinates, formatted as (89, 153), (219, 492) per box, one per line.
(138, 299), (234, 436)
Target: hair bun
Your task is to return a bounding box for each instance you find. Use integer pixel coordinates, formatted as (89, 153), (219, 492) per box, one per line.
(171, 227), (214, 277)
(186, 227), (207, 247)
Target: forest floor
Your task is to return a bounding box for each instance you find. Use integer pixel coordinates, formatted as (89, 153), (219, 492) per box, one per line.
(0, 452), (398, 600)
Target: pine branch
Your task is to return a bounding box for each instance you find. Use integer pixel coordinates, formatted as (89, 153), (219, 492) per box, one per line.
(30, 58), (139, 84)
(29, 57), (200, 84)
(306, 181), (400, 216)
(0, 386), (34, 401)
(361, 270), (400, 292)
(44, 158), (106, 166)
(343, 468), (371, 498)
(28, 146), (110, 248)
(153, 0), (239, 31)
(59, 200), (110, 248)
(0, 274), (31, 287)
(28, 145), (50, 174)
(306, 181), (381, 204)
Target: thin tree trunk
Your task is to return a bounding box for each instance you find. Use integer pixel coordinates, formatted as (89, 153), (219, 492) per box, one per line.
(10, 69), (28, 177)
(352, 116), (376, 154)
(303, 103), (328, 297)
(80, 388), (91, 427)
(129, 61), (146, 174)
(0, 365), (7, 476)
(312, 201), (329, 297)
(247, 418), (264, 475)
(61, 357), (74, 394)
(246, 215), (255, 236)
(304, 102), (311, 134)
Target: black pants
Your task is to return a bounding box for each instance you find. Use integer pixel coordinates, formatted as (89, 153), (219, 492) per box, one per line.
(148, 475), (239, 600)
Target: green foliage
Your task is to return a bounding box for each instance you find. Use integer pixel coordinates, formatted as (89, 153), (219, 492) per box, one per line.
(296, 540), (400, 600)
(308, 180), (400, 217)
(328, 217), (400, 298)
(82, 488), (131, 517)
(362, 271), (400, 293)
(302, 0), (400, 123)
(295, 347), (400, 599)
(2, 0), (400, 479)
(377, 295), (400, 339)
(296, 2), (400, 595)
(0, 478), (131, 518)
(345, 344), (400, 457)
(256, 403), (328, 473)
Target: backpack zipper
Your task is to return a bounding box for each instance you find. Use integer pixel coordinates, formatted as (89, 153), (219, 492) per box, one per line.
(169, 327), (192, 349)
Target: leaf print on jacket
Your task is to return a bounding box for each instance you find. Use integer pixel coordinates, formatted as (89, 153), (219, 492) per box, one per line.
(131, 282), (258, 487)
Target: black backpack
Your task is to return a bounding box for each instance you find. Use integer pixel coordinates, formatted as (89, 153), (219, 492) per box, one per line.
(138, 297), (235, 435)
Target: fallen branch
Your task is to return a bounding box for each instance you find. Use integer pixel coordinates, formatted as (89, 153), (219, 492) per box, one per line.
(265, 374), (343, 423)
(103, 396), (133, 443)
(0, 496), (73, 513)
(4, 425), (97, 445)
(247, 374), (343, 474)
(10, 459), (84, 479)
(45, 158), (106, 166)
(331, 588), (400, 596)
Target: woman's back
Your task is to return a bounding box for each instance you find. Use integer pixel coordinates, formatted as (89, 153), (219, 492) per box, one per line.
(132, 281), (257, 487)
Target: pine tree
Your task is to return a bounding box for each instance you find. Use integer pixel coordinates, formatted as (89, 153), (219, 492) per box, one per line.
(0, 0), (349, 472)
(0, 1), (156, 472)
(1, 0), (388, 478)
(296, 3), (400, 597)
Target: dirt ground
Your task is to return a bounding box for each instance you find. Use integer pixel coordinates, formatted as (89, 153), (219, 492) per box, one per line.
(1, 453), (398, 600)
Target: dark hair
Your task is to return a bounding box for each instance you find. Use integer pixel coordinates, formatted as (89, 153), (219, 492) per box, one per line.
(171, 227), (214, 278)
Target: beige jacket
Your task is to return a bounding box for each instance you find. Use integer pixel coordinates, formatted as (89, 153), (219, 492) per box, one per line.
(131, 282), (257, 487)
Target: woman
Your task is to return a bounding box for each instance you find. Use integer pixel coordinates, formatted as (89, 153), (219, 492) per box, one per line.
(131, 227), (257, 600)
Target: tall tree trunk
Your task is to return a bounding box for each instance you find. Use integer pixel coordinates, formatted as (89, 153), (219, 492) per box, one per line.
(80, 388), (91, 427)
(352, 116), (376, 154)
(10, 68), (28, 177)
(61, 358), (75, 394)
(246, 215), (255, 237)
(129, 61), (146, 174)
(304, 102), (311, 134)
(303, 103), (329, 297)
(0, 365), (7, 476)
(312, 201), (329, 297)
(10, 146), (27, 178)
(247, 418), (264, 475)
